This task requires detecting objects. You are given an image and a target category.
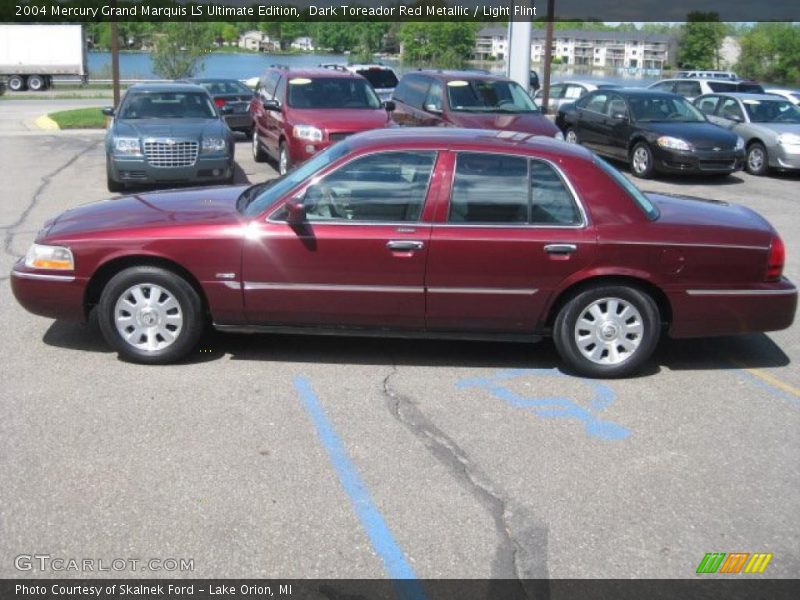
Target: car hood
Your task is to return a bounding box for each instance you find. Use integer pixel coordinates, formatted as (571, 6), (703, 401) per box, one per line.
(44, 186), (248, 240)
(448, 112), (559, 136)
(638, 121), (738, 146)
(112, 118), (226, 139)
(646, 192), (774, 244)
(290, 108), (393, 131)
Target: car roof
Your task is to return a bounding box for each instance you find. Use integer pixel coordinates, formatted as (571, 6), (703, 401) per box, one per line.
(186, 78), (246, 84)
(126, 83), (208, 93)
(348, 64), (396, 71)
(603, 88), (680, 99)
(267, 67), (360, 79)
(703, 92), (789, 102)
(345, 127), (595, 161)
(654, 78), (756, 85)
(411, 69), (510, 82)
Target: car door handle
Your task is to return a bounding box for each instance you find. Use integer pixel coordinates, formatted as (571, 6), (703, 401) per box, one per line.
(387, 240), (424, 251)
(544, 243), (577, 254)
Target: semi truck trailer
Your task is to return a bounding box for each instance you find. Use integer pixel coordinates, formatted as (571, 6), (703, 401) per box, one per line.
(0, 24), (87, 91)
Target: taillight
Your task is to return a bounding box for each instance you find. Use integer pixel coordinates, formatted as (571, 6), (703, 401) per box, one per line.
(214, 98), (227, 108)
(765, 236), (785, 282)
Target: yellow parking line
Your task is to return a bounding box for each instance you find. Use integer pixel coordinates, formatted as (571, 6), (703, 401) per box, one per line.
(34, 115), (60, 131)
(732, 361), (800, 398)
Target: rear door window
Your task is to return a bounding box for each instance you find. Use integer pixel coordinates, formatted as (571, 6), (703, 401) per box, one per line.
(393, 74), (431, 109)
(674, 81), (702, 97)
(695, 95), (720, 115)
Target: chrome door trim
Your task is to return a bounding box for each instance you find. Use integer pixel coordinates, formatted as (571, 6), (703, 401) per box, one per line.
(427, 287), (539, 295)
(11, 270), (75, 282)
(243, 282), (424, 293)
(686, 288), (797, 296)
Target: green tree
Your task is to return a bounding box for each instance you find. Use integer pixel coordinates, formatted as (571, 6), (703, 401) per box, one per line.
(399, 22), (478, 68)
(679, 12), (726, 69)
(151, 23), (212, 80)
(737, 23), (800, 85)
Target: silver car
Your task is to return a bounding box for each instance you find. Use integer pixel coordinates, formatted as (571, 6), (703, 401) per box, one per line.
(765, 88), (800, 106)
(694, 92), (800, 175)
(533, 81), (621, 113)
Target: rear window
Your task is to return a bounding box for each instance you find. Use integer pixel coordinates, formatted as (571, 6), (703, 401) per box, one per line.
(707, 81), (735, 92)
(736, 82), (765, 93)
(593, 157), (659, 220)
(355, 68), (398, 90)
(197, 80), (252, 95)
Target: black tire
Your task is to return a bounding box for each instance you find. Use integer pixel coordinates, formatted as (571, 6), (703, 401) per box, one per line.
(745, 142), (769, 176)
(27, 75), (45, 92)
(553, 285), (660, 378)
(97, 266), (204, 364)
(564, 127), (579, 145)
(630, 141), (655, 179)
(8, 75), (26, 92)
(106, 160), (124, 193)
(252, 131), (268, 163)
(278, 141), (291, 175)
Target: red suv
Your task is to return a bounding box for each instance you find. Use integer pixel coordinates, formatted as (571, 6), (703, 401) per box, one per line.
(391, 70), (561, 139)
(250, 66), (396, 174)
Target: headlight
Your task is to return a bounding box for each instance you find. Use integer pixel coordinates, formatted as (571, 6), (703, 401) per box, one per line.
(202, 137), (227, 153)
(293, 125), (323, 142)
(24, 244), (74, 270)
(777, 133), (800, 146)
(113, 137), (142, 156)
(735, 136), (745, 150)
(656, 136), (692, 151)
(554, 131), (564, 141)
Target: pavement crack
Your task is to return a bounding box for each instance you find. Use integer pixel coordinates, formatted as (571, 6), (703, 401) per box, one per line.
(2, 138), (102, 259)
(381, 365), (550, 585)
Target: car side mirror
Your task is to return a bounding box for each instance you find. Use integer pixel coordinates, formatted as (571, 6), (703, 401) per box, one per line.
(611, 112), (629, 122)
(424, 103), (443, 115)
(262, 98), (281, 111)
(102, 107), (115, 117)
(220, 105), (233, 115)
(730, 114), (743, 123)
(285, 198), (306, 224)
(383, 100), (396, 112)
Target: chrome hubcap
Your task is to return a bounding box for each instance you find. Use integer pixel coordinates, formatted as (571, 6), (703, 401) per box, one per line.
(748, 148), (764, 171)
(114, 283), (183, 352)
(632, 147), (649, 173)
(279, 148), (288, 175)
(575, 297), (643, 365)
(566, 130), (578, 144)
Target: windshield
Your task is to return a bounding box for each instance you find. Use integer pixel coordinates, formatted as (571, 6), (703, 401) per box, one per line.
(241, 142), (353, 216)
(447, 79), (536, 113)
(287, 77), (381, 109)
(594, 157), (659, 221)
(628, 95), (706, 123)
(742, 99), (800, 123)
(355, 69), (398, 89)
(119, 92), (217, 119)
(196, 80), (252, 95)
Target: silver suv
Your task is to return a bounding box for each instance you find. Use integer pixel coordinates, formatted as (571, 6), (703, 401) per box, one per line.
(649, 78), (763, 101)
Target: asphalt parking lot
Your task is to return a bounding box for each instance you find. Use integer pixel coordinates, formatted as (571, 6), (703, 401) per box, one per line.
(1, 99), (798, 581)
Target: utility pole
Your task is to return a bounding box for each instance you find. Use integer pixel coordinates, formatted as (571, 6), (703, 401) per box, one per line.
(110, 0), (120, 107)
(541, 0), (555, 113)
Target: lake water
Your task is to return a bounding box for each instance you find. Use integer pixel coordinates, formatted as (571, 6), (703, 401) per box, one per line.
(88, 52), (658, 86)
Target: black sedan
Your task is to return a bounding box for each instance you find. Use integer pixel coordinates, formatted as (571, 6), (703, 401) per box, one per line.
(556, 89), (745, 178)
(186, 78), (255, 137)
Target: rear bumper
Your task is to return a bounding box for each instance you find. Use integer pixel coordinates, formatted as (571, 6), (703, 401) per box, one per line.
(653, 147), (745, 174)
(224, 114), (253, 132)
(10, 264), (87, 321)
(668, 279), (797, 338)
(109, 155), (234, 184)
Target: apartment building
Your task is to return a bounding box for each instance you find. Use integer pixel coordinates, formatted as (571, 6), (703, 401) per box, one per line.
(475, 27), (673, 70)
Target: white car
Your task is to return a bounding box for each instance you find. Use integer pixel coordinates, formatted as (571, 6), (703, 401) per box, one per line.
(765, 88), (800, 106)
(320, 63), (399, 102)
(649, 78), (763, 101)
(533, 81), (622, 113)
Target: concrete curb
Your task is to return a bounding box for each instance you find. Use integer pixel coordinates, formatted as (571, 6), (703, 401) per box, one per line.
(34, 115), (60, 130)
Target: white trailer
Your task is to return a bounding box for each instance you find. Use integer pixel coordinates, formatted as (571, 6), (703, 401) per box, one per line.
(0, 24), (87, 91)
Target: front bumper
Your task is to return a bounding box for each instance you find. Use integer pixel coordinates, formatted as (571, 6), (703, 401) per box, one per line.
(669, 278), (797, 338)
(653, 146), (745, 174)
(769, 143), (800, 170)
(109, 155), (234, 185)
(11, 263), (87, 321)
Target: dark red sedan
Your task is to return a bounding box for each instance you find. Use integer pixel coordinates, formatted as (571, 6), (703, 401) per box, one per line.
(11, 129), (796, 377)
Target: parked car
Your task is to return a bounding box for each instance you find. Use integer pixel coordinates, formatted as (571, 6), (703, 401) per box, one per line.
(250, 66), (395, 175)
(11, 128), (796, 377)
(321, 63), (400, 102)
(102, 83), (235, 192)
(391, 70), (561, 139)
(675, 70), (738, 80)
(765, 88), (800, 106)
(648, 78), (764, 101)
(529, 69), (540, 93)
(185, 78), (255, 137)
(556, 89), (745, 178)
(533, 81), (622, 113)
(693, 92), (800, 176)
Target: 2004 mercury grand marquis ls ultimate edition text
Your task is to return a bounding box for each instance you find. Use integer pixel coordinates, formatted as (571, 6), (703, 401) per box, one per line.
(10, 129), (797, 377)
